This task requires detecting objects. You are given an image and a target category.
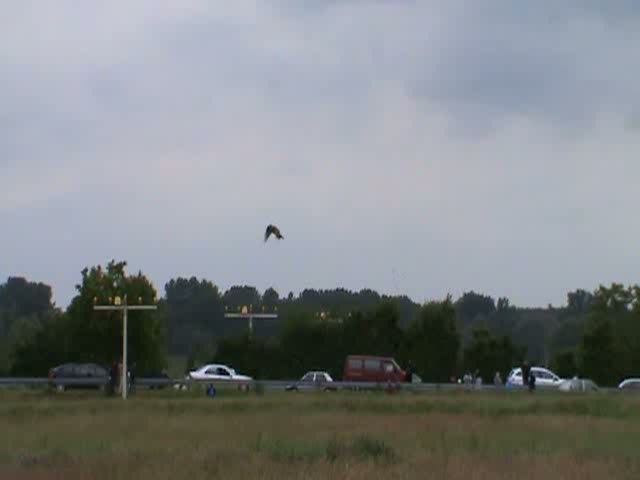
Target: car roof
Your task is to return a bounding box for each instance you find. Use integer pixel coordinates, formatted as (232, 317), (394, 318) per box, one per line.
(510, 366), (555, 372)
(54, 362), (104, 368)
(619, 378), (640, 386)
(347, 355), (394, 360)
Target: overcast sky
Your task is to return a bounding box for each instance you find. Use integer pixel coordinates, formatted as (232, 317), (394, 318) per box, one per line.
(2, 1), (639, 309)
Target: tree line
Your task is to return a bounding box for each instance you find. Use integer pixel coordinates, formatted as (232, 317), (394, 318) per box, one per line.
(1, 260), (639, 386)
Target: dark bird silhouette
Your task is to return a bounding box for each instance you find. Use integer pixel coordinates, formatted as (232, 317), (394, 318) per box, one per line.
(264, 224), (284, 242)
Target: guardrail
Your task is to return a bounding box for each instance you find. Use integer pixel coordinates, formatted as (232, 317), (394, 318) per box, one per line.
(0, 376), (632, 394)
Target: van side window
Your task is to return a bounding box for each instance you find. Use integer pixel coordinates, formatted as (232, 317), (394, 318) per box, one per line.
(383, 363), (394, 373)
(364, 359), (380, 371)
(348, 359), (363, 369)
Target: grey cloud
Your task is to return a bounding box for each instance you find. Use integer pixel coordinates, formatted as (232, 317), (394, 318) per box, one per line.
(2, 2), (640, 308)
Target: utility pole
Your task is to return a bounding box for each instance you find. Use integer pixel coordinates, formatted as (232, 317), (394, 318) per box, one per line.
(224, 304), (278, 339)
(93, 294), (157, 399)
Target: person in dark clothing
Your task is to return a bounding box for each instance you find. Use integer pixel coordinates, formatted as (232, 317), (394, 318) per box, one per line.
(109, 361), (118, 396)
(521, 362), (531, 390)
(129, 363), (136, 395)
(406, 361), (414, 383)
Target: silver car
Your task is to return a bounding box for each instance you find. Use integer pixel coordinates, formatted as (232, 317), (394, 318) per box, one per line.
(285, 371), (336, 392)
(618, 378), (640, 391)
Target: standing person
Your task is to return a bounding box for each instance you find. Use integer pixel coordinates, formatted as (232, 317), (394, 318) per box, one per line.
(528, 371), (536, 392)
(406, 361), (414, 383)
(521, 361), (530, 390)
(129, 362), (136, 395)
(493, 371), (503, 387)
(463, 372), (473, 391)
(109, 360), (118, 396)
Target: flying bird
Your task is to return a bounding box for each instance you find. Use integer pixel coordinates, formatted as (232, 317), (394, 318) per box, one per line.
(264, 224), (284, 242)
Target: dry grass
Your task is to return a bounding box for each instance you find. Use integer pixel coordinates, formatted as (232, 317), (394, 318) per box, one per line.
(1, 388), (639, 479)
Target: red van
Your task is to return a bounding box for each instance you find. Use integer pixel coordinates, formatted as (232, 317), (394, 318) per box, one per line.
(342, 355), (408, 383)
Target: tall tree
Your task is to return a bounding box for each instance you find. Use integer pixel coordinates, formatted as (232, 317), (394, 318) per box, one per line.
(407, 297), (460, 382)
(455, 291), (496, 323)
(578, 315), (617, 385)
(463, 327), (524, 382)
(0, 276), (55, 317)
(223, 285), (261, 309)
(164, 277), (224, 354)
(262, 287), (280, 310)
(65, 260), (166, 373)
(567, 289), (595, 314)
(1, 276), (58, 375)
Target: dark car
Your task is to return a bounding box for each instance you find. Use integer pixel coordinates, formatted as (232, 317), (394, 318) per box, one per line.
(140, 371), (172, 390)
(48, 363), (110, 392)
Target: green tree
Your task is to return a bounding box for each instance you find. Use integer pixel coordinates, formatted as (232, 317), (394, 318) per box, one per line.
(9, 312), (71, 376)
(577, 283), (640, 385)
(278, 312), (344, 379)
(341, 301), (405, 361)
(578, 315), (617, 385)
(455, 291), (496, 324)
(0, 276), (55, 317)
(65, 260), (166, 373)
(550, 349), (577, 378)
(592, 283), (633, 312)
(462, 327), (524, 383)
(406, 297), (460, 382)
(164, 277), (224, 354)
(213, 334), (284, 379)
(567, 289), (595, 314)
(223, 286), (261, 310)
(262, 287), (280, 310)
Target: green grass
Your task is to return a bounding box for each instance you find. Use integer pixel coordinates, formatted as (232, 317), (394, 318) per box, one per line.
(1, 389), (640, 479)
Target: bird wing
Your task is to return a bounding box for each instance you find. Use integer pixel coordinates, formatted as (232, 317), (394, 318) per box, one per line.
(264, 225), (274, 242)
(264, 224), (283, 241)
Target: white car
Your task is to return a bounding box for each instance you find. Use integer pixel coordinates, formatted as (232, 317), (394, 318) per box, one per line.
(187, 364), (252, 382)
(618, 378), (640, 390)
(506, 366), (563, 388)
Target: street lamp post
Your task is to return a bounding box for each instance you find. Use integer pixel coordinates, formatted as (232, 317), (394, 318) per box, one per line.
(93, 293), (157, 399)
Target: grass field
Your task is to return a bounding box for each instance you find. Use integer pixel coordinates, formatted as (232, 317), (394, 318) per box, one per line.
(1, 388), (640, 479)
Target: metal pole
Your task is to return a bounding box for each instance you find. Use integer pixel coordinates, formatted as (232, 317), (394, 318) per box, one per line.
(123, 294), (128, 400)
(93, 295), (156, 401)
(224, 309), (277, 340)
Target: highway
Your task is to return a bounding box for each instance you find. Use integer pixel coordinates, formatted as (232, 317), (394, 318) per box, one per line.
(0, 376), (632, 394)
